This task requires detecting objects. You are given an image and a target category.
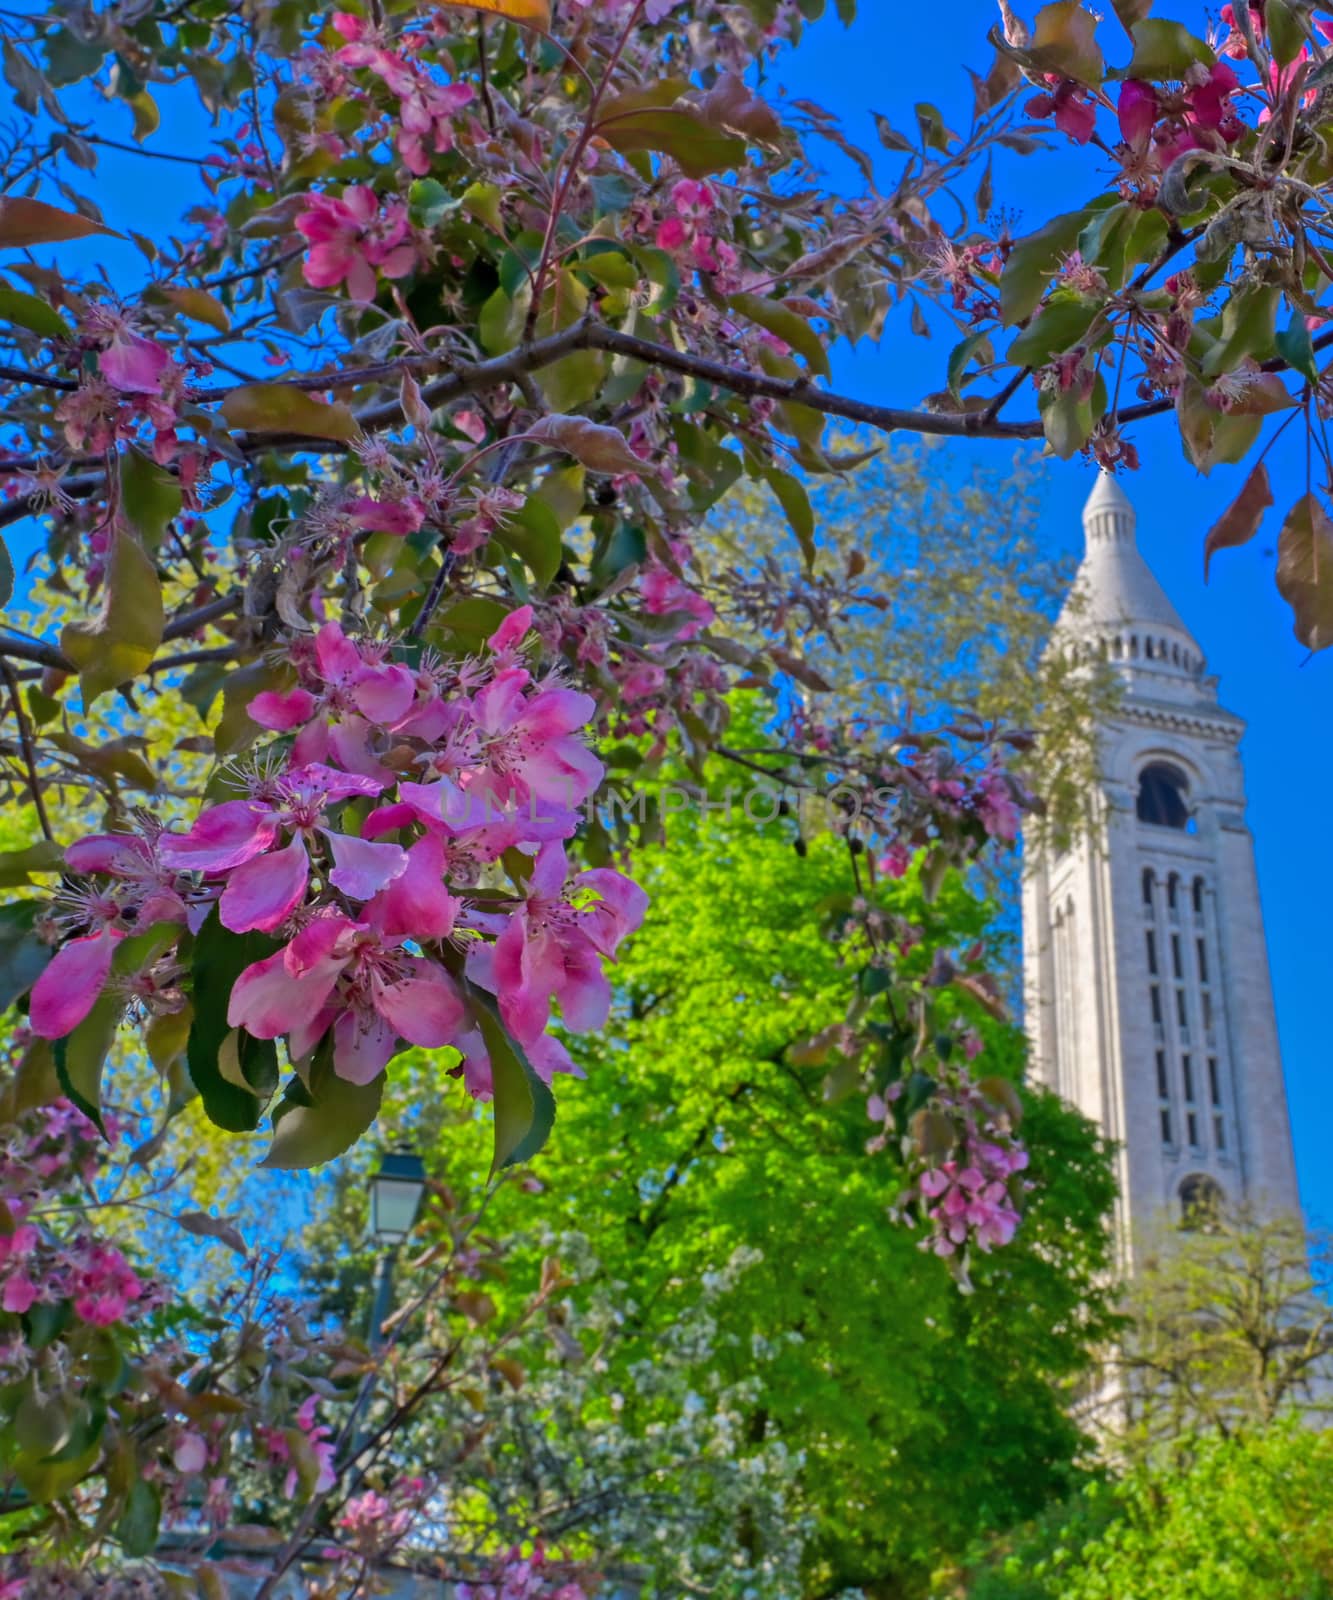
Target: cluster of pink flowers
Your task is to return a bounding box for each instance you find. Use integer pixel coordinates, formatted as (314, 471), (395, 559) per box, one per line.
(0, 1101), (147, 1324)
(870, 1068), (1029, 1258)
(296, 185), (418, 303)
(335, 1476), (427, 1555)
(331, 13), (476, 176)
(1116, 61), (1244, 168)
(650, 179), (740, 282)
(257, 1393), (338, 1497)
(640, 536), (717, 641)
(31, 607), (648, 1102)
(458, 1545), (591, 1600)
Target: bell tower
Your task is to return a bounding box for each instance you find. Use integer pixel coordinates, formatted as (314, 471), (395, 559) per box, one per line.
(1021, 473), (1301, 1259)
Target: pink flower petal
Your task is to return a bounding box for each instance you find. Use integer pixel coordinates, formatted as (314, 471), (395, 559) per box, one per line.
(227, 935), (345, 1039)
(372, 964), (464, 1047)
(159, 802), (278, 873)
(366, 834), (459, 940)
(488, 605), (533, 654)
(332, 1006), (397, 1084)
(219, 836), (309, 933)
(323, 831), (408, 901)
(353, 663), (417, 727)
(29, 928), (120, 1038)
(100, 334), (170, 394)
(248, 687), (317, 732)
(64, 833), (152, 875)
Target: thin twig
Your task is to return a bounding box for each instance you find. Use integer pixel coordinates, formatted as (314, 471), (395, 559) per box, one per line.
(1, 656), (53, 841)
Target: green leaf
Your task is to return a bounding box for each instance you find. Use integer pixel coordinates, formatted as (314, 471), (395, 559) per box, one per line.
(1200, 284), (1280, 379)
(1266, 0), (1305, 67)
(220, 383), (359, 442)
(914, 102), (955, 153)
(115, 1479), (162, 1559)
(1031, 1), (1104, 83)
(261, 1048), (385, 1170)
(471, 988), (555, 1173)
(727, 292), (830, 377)
(1276, 493), (1333, 650)
(1007, 295), (1103, 368)
(1117, 18), (1214, 78)
(499, 498), (564, 590)
(1039, 382), (1094, 459)
(761, 467), (816, 571)
(595, 102), (746, 178)
(120, 447), (182, 553)
(946, 331), (992, 398)
(60, 527), (163, 708)
(0, 901), (54, 1011)
(53, 989), (120, 1135)
(187, 910), (279, 1132)
(0, 282), (70, 338)
(155, 286), (230, 332)
(434, 595), (511, 646)
(0, 840), (64, 888)
(1276, 308), (1319, 386)
(1001, 205), (1105, 326)
(408, 177), (456, 229)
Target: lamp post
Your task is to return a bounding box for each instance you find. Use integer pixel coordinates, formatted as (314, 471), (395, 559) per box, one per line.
(366, 1147), (427, 1351)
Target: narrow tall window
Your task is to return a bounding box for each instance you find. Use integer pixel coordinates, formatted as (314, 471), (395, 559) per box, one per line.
(1175, 989), (1188, 1028)
(1196, 938), (1208, 984)
(1151, 986), (1163, 1025)
(1146, 931), (1158, 975)
(1215, 1115), (1226, 1150)
(1182, 1055), (1194, 1101)
(1156, 1050), (1169, 1098)
(1192, 876), (1205, 916)
(1172, 934), (1183, 978)
(1208, 1057), (1221, 1106)
(1161, 1107), (1173, 1143)
(1187, 1111), (1199, 1146)
(1142, 868), (1155, 906)
(1202, 992), (1214, 1032)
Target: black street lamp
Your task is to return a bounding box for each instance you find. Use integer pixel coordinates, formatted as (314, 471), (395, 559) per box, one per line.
(366, 1147), (426, 1351)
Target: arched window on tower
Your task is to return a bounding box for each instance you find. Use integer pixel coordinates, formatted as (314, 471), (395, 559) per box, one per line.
(1192, 876), (1205, 916)
(1179, 1173), (1223, 1230)
(1137, 762), (1191, 829)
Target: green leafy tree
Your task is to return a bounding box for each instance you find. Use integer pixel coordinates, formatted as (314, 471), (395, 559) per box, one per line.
(1110, 1207), (1333, 1462)
(959, 1424), (1333, 1600)
(321, 739), (1120, 1599)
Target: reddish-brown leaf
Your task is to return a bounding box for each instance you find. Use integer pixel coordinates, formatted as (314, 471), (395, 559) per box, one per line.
(0, 196), (120, 248)
(1203, 461), (1273, 582)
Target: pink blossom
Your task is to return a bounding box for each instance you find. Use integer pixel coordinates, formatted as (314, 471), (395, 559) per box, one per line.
(296, 186), (417, 303)
(1117, 80), (1158, 145)
(877, 841), (911, 880)
(466, 841), (647, 1045)
(469, 668), (605, 812)
(228, 913), (465, 1083)
(160, 765), (404, 934)
(100, 333), (171, 395)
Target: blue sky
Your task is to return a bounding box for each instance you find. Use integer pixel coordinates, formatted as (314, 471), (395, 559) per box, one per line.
(774, 1), (1331, 1225)
(4, 0), (1327, 1226)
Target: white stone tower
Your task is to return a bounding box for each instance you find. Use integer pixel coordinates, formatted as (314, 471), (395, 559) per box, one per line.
(1021, 473), (1301, 1260)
